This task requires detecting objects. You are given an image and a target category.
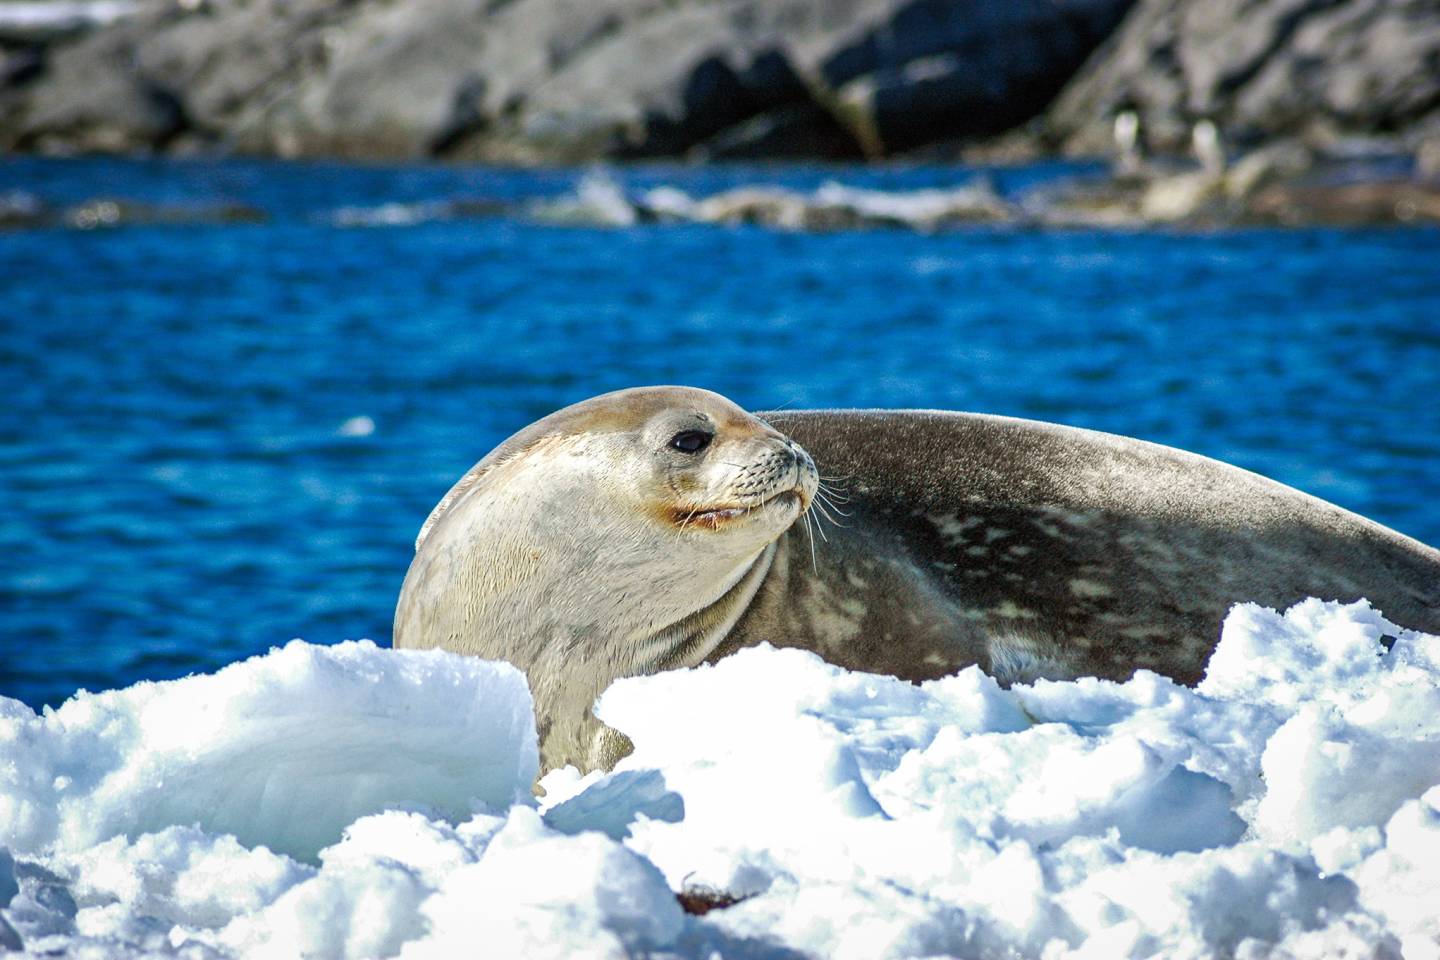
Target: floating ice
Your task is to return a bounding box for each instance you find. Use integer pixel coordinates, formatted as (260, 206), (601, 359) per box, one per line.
(337, 415), (376, 437)
(1, 599), (1437, 958)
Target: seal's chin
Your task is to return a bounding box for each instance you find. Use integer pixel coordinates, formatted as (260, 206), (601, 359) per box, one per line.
(676, 489), (805, 531)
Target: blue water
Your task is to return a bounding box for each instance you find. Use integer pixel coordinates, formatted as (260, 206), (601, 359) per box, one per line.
(3, 155), (1439, 709)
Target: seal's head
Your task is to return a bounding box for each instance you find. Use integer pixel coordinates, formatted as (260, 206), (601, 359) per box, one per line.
(415, 385), (818, 557)
(397, 386), (818, 769)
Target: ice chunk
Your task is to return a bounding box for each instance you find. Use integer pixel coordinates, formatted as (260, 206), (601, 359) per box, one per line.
(2, 600), (1437, 958)
(0, 640), (537, 861)
(401, 808), (684, 960)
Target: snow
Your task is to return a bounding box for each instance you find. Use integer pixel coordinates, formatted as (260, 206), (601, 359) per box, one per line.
(0, 640), (536, 863)
(1, 599), (1437, 958)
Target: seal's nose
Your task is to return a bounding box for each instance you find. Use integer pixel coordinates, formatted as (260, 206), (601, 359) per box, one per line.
(757, 420), (787, 443)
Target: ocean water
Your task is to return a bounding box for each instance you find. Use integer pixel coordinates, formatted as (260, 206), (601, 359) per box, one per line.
(2, 155), (1438, 709)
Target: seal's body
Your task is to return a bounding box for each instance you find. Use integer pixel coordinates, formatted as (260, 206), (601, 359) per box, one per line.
(394, 388), (1440, 772)
(727, 410), (1440, 685)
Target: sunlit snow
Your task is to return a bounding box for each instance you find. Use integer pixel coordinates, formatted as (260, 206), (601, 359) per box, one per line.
(2, 599), (1437, 958)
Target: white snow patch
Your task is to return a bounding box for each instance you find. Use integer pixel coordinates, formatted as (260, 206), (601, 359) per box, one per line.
(0, 599), (1437, 958)
(0, 640), (536, 863)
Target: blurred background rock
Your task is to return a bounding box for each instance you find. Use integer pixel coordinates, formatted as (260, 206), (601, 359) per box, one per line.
(2, 0), (1436, 169)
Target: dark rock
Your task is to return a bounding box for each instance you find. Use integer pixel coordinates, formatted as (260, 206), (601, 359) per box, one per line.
(59, 198), (267, 228)
(691, 100), (864, 160)
(619, 48), (811, 156)
(822, 0), (1134, 155)
(0, 190), (48, 228)
(0, 46), (45, 89)
(676, 885), (750, 916)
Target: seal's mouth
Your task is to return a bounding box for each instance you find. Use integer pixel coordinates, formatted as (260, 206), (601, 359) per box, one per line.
(674, 489), (804, 530)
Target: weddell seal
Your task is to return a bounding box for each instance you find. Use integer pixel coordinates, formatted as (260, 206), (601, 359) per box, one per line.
(393, 386), (1440, 772)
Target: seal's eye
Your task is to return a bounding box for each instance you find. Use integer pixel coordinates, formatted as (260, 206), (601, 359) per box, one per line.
(669, 430), (713, 454)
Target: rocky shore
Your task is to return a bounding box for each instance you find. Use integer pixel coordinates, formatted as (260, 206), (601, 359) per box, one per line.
(0, 0), (1129, 161)
(6, 152), (1439, 234)
(2, 0), (1437, 170)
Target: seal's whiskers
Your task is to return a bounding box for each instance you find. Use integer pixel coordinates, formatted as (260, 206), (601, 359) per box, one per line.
(810, 492), (846, 528)
(802, 510), (819, 573)
(815, 488), (850, 517)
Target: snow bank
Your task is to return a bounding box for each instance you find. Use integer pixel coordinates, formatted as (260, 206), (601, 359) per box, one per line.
(1, 600), (1437, 958)
(0, 640), (537, 863)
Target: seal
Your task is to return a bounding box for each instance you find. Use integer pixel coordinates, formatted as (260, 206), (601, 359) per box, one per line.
(394, 386), (1440, 773)
(394, 386), (820, 772)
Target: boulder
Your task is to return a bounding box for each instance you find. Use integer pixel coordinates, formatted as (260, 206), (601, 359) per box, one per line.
(3, 23), (185, 152)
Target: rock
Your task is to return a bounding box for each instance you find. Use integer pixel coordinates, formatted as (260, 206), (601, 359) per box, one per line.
(822, 0), (1133, 155)
(1025, 177), (1146, 227)
(0, 46), (45, 90)
(1222, 140), (1314, 197)
(687, 186), (812, 228)
(61, 198), (267, 228)
(1244, 179), (1440, 226)
(649, 177), (1015, 230)
(528, 170), (640, 226)
(139, 0), (352, 151)
(690, 100), (863, 161)
(3, 0), (1134, 162)
(1, 0), (366, 155)
(0, 190), (48, 228)
(514, 172), (1016, 231)
(0, 191), (268, 229)
(230, 0), (494, 159)
(1044, 0), (1440, 158)
(5, 24), (186, 153)
(809, 178), (1013, 227)
(1138, 168), (1218, 221)
(1417, 137), (1440, 182)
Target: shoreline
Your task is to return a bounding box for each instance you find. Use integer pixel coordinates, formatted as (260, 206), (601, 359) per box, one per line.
(5, 150), (1440, 231)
